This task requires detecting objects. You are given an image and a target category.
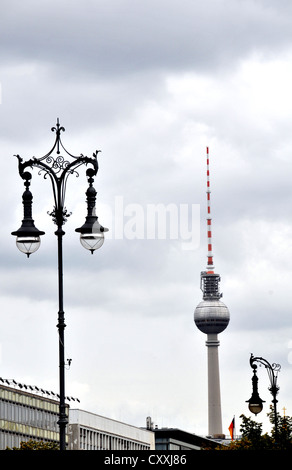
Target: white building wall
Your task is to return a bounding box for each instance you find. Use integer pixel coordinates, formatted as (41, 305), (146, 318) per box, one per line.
(68, 409), (155, 450)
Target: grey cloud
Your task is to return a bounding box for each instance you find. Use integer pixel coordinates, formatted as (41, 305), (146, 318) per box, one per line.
(1, 0), (292, 78)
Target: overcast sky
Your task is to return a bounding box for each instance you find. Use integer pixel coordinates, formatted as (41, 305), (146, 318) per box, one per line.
(1, 0), (292, 438)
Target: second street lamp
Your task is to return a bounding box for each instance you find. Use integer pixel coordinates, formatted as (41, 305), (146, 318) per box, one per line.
(11, 119), (108, 450)
(246, 353), (281, 441)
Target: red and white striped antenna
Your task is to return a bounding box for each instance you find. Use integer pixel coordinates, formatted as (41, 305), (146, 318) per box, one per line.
(206, 147), (214, 274)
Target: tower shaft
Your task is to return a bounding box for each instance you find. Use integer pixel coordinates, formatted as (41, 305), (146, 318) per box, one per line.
(206, 334), (223, 437)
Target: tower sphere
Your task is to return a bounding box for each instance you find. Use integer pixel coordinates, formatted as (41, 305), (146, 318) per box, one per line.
(194, 300), (230, 335)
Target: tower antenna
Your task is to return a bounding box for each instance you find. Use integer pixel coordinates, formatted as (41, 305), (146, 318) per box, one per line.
(200, 147), (221, 301)
(206, 146), (214, 274)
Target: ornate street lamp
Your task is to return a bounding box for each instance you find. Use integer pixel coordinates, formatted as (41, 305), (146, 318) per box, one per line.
(246, 353), (281, 440)
(11, 119), (108, 450)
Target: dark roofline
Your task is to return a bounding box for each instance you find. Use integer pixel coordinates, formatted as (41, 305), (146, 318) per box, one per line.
(154, 428), (219, 449)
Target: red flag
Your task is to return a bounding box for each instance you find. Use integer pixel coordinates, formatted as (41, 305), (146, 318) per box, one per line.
(228, 417), (235, 440)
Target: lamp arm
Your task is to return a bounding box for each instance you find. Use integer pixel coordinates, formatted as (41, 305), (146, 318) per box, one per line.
(14, 152), (99, 228)
(249, 354), (280, 398)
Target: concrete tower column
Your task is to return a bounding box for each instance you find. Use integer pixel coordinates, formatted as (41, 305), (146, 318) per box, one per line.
(206, 334), (223, 437)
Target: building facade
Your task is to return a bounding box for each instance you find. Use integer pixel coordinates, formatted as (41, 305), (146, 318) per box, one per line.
(144, 417), (220, 450)
(0, 382), (219, 451)
(0, 381), (64, 449)
(68, 409), (155, 450)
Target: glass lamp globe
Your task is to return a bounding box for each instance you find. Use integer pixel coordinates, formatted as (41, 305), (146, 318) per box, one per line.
(15, 236), (41, 257)
(248, 401), (264, 416)
(76, 213), (108, 254)
(79, 231), (105, 254)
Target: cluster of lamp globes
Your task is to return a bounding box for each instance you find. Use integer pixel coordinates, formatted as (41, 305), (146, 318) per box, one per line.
(12, 220), (107, 257)
(11, 183), (108, 257)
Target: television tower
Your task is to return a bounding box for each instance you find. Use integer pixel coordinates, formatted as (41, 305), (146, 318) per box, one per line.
(194, 147), (230, 438)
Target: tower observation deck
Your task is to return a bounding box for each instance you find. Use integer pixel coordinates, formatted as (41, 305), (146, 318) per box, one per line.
(195, 272), (229, 335)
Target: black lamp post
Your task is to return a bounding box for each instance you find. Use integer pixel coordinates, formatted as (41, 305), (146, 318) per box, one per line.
(11, 119), (108, 450)
(246, 353), (281, 440)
